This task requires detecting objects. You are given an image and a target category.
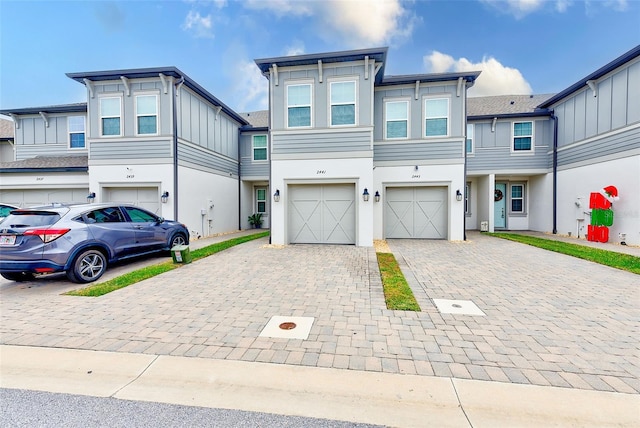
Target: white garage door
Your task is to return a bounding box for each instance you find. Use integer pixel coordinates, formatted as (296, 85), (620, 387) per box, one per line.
(288, 184), (355, 244)
(104, 187), (160, 214)
(0, 188), (88, 207)
(385, 187), (448, 239)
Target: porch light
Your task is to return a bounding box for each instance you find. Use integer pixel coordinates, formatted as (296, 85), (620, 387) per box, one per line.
(161, 191), (169, 203)
(363, 188), (370, 202)
(273, 189), (280, 202)
(456, 189), (463, 201)
(87, 192), (96, 203)
(374, 191), (380, 202)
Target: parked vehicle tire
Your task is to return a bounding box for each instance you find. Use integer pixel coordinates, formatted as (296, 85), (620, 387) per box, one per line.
(1, 272), (35, 282)
(170, 233), (187, 248)
(67, 249), (107, 283)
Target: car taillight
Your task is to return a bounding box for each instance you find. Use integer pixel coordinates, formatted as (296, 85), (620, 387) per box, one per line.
(24, 228), (71, 243)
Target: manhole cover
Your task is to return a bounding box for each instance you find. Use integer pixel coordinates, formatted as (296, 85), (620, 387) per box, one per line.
(279, 322), (297, 330)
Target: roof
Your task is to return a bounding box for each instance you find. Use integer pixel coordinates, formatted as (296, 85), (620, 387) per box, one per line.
(65, 67), (249, 126)
(0, 118), (14, 139)
(238, 110), (269, 129)
(538, 44), (640, 108)
(0, 103), (87, 116)
(255, 47), (388, 84)
(0, 155), (88, 172)
(379, 71), (480, 87)
(468, 94), (555, 119)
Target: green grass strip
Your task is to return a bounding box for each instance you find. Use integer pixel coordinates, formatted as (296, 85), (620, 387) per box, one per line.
(376, 252), (421, 311)
(488, 232), (640, 275)
(65, 231), (270, 297)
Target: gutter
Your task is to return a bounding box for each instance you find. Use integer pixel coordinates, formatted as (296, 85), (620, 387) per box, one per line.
(551, 112), (558, 234)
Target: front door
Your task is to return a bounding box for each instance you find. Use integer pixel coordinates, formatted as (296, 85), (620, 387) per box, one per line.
(494, 183), (506, 228)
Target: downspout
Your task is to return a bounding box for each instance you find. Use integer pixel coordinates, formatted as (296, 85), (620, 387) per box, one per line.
(267, 70), (273, 244)
(173, 76), (184, 221)
(237, 126), (242, 230)
(463, 83), (468, 241)
(551, 111), (558, 234)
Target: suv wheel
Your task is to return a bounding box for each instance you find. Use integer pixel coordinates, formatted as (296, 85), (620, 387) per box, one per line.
(1, 272), (35, 282)
(67, 249), (107, 283)
(170, 233), (187, 247)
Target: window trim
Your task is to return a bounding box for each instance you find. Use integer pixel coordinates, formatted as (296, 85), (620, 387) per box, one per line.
(511, 121), (534, 153)
(328, 77), (358, 128)
(286, 80), (313, 129)
(255, 187), (267, 214)
(384, 98), (410, 140)
(252, 134), (268, 162)
(99, 95), (123, 137)
(466, 123), (474, 154)
(465, 182), (471, 216)
(423, 95), (450, 138)
(68, 115), (86, 149)
(135, 93), (159, 136)
(509, 183), (526, 215)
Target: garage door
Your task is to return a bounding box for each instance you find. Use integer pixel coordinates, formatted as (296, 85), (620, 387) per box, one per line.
(0, 188), (88, 207)
(288, 184), (355, 244)
(385, 187), (447, 239)
(104, 187), (160, 214)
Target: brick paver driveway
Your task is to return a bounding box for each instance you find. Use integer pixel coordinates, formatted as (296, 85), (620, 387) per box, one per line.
(1, 232), (638, 394)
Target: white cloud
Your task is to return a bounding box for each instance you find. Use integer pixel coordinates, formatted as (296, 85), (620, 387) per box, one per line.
(233, 59), (269, 111)
(424, 51), (533, 97)
(285, 40), (305, 56)
(182, 10), (214, 38)
(481, 0), (628, 17)
(244, 0), (314, 16)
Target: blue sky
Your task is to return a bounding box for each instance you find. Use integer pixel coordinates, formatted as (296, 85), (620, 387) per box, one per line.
(1, 0), (638, 115)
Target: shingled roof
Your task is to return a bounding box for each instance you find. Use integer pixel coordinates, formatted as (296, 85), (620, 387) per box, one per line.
(239, 110), (269, 129)
(468, 94), (555, 118)
(0, 155), (88, 172)
(0, 118), (14, 139)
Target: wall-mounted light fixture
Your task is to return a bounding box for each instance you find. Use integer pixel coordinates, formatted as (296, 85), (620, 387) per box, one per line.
(273, 189), (280, 202)
(161, 191), (170, 203)
(374, 191), (381, 203)
(87, 192), (96, 203)
(363, 188), (370, 202)
(456, 189), (463, 201)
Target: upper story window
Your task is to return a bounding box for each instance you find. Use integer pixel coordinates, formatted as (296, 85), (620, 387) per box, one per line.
(100, 97), (121, 136)
(252, 135), (267, 161)
(424, 97), (449, 137)
(513, 122), (533, 151)
(287, 84), (312, 128)
(330, 81), (356, 126)
(466, 123), (474, 153)
(136, 95), (158, 135)
(510, 183), (525, 213)
(385, 100), (408, 139)
(68, 116), (86, 149)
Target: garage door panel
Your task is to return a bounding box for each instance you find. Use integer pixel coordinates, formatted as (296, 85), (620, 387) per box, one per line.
(105, 187), (160, 214)
(0, 188), (88, 207)
(385, 187), (447, 239)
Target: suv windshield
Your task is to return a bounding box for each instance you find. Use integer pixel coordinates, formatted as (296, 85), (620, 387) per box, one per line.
(0, 211), (61, 228)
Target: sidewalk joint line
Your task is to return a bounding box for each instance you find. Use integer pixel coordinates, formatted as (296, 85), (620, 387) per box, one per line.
(110, 354), (160, 398)
(450, 378), (474, 428)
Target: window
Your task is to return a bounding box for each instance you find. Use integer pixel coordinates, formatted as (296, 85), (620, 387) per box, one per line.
(330, 81), (356, 126)
(511, 184), (525, 213)
(287, 84), (311, 127)
(385, 100), (408, 139)
(68, 116), (85, 149)
(100, 97), (121, 136)
(465, 182), (471, 215)
(123, 206), (158, 223)
(424, 97), (449, 137)
(466, 123), (474, 153)
(513, 122), (532, 151)
(85, 207), (125, 223)
(252, 135), (267, 161)
(136, 95), (157, 135)
(256, 188), (267, 214)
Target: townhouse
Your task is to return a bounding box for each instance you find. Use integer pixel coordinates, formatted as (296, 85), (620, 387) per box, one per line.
(1, 45), (638, 245)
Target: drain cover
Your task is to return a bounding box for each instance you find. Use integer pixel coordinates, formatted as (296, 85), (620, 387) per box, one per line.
(433, 299), (486, 316)
(279, 322), (297, 330)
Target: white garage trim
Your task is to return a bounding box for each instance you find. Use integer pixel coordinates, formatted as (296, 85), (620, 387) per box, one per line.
(385, 186), (448, 239)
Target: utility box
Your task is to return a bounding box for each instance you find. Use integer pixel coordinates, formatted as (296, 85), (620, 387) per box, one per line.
(480, 221), (489, 232)
(171, 245), (192, 264)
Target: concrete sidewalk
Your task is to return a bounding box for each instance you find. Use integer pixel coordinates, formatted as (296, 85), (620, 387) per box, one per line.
(1, 345), (637, 428)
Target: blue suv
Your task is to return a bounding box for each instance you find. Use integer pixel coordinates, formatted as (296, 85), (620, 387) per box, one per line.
(0, 203), (189, 283)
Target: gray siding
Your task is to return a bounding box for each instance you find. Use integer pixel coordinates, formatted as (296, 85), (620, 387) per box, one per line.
(90, 139), (172, 160)
(12, 114), (87, 159)
(374, 141), (463, 162)
(16, 144), (69, 160)
(177, 143), (238, 175)
(178, 87), (240, 160)
(272, 129), (372, 155)
(557, 126), (639, 167)
(240, 132), (268, 178)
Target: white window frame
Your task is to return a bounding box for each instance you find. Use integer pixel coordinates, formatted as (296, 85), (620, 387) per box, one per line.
(252, 134), (268, 161)
(135, 93), (159, 136)
(466, 123), (474, 154)
(511, 121), (534, 153)
(68, 116), (86, 149)
(384, 98), (410, 140)
(329, 77), (357, 127)
(286, 81), (313, 129)
(423, 96), (450, 138)
(99, 95), (123, 137)
(255, 187), (267, 214)
(509, 183), (526, 215)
